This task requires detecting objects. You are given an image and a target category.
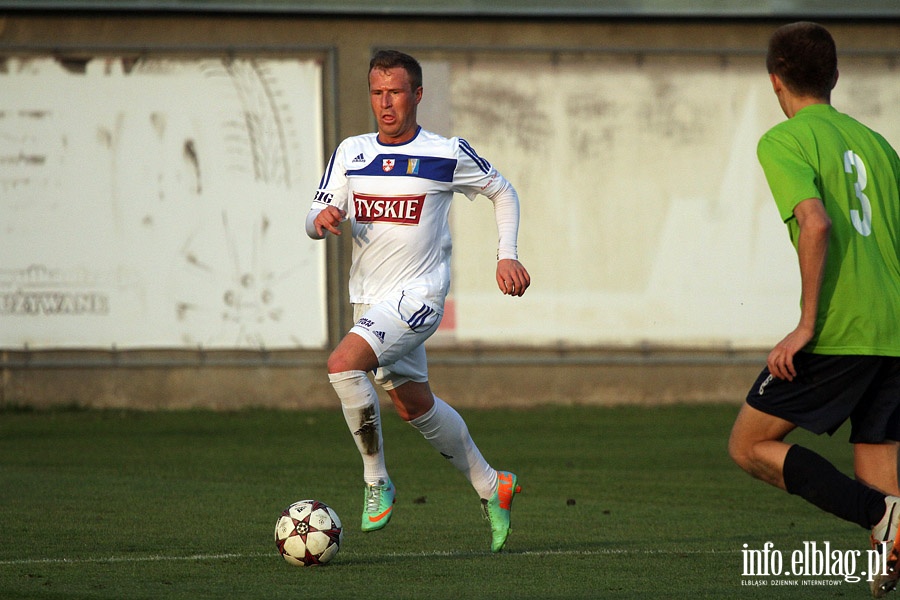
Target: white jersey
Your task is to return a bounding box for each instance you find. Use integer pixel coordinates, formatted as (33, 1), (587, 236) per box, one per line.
(310, 126), (519, 307)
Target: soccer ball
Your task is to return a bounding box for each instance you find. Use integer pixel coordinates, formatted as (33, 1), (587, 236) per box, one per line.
(274, 499), (343, 566)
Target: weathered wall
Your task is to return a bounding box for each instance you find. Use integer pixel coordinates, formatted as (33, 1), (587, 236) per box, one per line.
(0, 348), (766, 409)
(2, 14), (898, 408)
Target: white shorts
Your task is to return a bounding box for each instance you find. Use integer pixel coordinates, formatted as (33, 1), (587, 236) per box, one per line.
(350, 290), (443, 390)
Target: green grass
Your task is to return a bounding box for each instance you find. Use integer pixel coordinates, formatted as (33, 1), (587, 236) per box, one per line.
(0, 404), (875, 599)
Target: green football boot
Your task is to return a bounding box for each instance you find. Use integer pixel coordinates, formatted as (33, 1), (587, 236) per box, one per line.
(481, 471), (521, 553)
(361, 478), (395, 532)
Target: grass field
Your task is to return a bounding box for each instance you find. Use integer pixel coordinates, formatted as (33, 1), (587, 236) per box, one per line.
(0, 403), (879, 599)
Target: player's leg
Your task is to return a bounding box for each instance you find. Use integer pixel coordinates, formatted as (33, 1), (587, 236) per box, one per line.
(850, 361), (900, 597)
(328, 331), (387, 487)
(380, 324), (520, 552)
(732, 356), (895, 527)
(357, 290), (520, 550)
(386, 378), (497, 498)
(383, 378), (433, 420)
(387, 379), (519, 552)
(855, 442), (900, 496)
(327, 315), (395, 532)
(333, 293), (444, 533)
(851, 358), (900, 497)
(731, 404), (888, 530)
(728, 402), (796, 489)
(858, 442), (900, 598)
(365, 292), (497, 500)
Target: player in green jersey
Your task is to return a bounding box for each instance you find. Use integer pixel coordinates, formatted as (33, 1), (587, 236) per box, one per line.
(728, 22), (900, 598)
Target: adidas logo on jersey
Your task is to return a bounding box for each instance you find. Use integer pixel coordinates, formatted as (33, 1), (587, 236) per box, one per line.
(373, 331), (386, 343)
(352, 153), (366, 163)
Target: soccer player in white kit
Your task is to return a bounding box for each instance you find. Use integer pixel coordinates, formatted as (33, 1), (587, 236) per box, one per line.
(306, 50), (531, 553)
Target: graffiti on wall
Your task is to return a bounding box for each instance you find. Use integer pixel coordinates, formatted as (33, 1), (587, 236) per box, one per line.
(0, 56), (326, 349)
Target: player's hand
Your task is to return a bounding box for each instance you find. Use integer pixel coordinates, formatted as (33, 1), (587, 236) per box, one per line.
(767, 325), (814, 381)
(496, 259), (530, 297)
(313, 206), (347, 237)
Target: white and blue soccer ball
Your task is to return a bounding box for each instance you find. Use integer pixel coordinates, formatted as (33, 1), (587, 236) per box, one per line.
(274, 499), (343, 566)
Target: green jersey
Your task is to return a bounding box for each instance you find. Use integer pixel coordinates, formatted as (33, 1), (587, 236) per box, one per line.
(757, 103), (900, 356)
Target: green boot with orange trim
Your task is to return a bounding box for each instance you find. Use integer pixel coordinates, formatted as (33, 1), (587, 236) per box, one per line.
(361, 478), (395, 532)
(481, 470), (521, 553)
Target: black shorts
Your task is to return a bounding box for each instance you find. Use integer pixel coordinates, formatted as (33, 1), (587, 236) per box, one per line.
(746, 352), (900, 443)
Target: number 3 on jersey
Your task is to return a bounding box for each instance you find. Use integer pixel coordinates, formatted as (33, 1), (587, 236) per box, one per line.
(843, 150), (873, 236)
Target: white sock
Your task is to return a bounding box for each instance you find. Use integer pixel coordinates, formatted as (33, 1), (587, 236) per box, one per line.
(329, 370), (389, 485)
(409, 396), (497, 499)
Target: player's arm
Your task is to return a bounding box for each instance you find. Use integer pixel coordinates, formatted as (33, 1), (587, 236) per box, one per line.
(306, 146), (349, 240)
(454, 138), (531, 296)
(767, 197), (831, 380)
(486, 179), (531, 297)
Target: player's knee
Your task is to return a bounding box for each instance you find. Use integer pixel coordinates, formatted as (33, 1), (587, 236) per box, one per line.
(727, 432), (753, 472)
(390, 396), (427, 421)
(326, 351), (349, 374)
(327, 334), (378, 374)
(327, 346), (371, 374)
(388, 383), (434, 422)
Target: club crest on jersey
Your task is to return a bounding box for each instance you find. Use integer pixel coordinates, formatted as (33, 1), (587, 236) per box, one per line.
(382, 159), (395, 172)
(353, 192), (425, 225)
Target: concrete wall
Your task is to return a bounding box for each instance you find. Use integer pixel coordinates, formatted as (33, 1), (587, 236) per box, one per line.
(0, 348), (767, 409)
(2, 13), (899, 408)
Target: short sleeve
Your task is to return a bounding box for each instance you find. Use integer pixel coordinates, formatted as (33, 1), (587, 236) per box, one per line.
(757, 130), (822, 223)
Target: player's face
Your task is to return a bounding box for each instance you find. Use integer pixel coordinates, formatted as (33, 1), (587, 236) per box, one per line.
(369, 67), (422, 145)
